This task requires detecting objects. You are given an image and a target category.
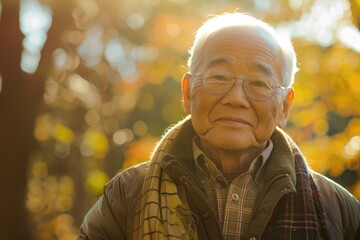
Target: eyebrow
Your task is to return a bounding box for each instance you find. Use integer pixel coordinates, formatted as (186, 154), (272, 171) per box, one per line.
(204, 56), (276, 78)
(247, 61), (275, 76)
(205, 55), (237, 69)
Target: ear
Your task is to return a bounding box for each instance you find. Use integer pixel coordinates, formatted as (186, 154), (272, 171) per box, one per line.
(182, 73), (191, 114)
(277, 88), (294, 128)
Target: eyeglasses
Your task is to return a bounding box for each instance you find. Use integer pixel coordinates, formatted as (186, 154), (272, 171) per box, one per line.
(193, 70), (286, 101)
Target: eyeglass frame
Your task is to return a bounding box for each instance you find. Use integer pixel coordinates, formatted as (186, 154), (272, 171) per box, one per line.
(191, 72), (287, 101)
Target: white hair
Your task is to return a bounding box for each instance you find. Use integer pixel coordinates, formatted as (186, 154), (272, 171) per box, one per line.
(187, 12), (299, 87)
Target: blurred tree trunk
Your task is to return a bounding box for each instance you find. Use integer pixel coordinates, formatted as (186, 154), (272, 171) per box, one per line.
(0, 1), (32, 239)
(0, 1), (73, 239)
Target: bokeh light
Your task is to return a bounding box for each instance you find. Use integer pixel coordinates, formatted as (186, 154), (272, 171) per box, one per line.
(1, 0), (357, 239)
(20, 0), (52, 73)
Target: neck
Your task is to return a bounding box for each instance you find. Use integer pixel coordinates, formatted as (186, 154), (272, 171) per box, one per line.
(201, 142), (266, 181)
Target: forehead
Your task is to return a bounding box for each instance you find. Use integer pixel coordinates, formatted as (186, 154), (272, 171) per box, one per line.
(199, 26), (282, 76)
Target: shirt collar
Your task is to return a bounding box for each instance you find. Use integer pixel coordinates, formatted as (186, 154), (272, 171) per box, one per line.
(192, 136), (273, 183)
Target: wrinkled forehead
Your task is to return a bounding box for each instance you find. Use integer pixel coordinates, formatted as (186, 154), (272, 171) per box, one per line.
(195, 26), (283, 75)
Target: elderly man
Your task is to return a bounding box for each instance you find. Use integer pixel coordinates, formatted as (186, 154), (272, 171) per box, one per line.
(78, 13), (360, 239)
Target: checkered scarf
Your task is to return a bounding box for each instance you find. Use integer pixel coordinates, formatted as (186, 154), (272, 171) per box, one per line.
(263, 151), (331, 239)
(133, 120), (198, 240)
(133, 118), (331, 239)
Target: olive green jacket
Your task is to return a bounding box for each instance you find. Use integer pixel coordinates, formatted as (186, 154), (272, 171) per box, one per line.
(78, 118), (360, 239)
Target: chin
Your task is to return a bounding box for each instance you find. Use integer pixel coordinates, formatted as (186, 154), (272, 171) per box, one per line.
(220, 141), (254, 151)
(207, 134), (256, 151)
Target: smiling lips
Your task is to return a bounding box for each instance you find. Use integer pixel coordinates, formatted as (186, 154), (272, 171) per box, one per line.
(215, 116), (252, 126)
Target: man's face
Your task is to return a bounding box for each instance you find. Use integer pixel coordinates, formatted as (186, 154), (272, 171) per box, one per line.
(182, 27), (294, 153)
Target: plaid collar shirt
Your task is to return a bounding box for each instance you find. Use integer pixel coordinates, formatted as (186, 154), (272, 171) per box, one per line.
(192, 137), (273, 239)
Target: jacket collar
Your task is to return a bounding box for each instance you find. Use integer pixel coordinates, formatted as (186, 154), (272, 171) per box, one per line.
(161, 116), (297, 187)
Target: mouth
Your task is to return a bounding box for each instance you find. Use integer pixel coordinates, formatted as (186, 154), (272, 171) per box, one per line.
(215, 116), (251, 126)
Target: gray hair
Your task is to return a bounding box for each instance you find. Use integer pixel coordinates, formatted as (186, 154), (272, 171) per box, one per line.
(187, 12), (299, 87)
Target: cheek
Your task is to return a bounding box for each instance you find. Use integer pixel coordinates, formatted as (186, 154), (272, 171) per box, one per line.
(189, 82), (213, 114)
(189, 89), (219, 135)
(253, 102), (279, 139)
(190, 94), (211, 118)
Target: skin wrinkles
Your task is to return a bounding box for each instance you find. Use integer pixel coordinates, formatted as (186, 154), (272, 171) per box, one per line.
(208, 83), (278, 144)
(201, 28), (282, 79)
(182, 26), (294, 180)
(205, 49), (278, 76)
(203, 55), (277, 85)
(205, 55), (237, 69)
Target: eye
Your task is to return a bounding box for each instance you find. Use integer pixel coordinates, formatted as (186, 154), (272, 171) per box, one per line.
(247, 77), (272, 89)
(201, 71), (233, 94)
(208, 74), (229, 81)
(203, 69), (232, 81)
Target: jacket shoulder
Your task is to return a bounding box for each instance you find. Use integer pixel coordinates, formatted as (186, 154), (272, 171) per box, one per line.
(312, 171), (360, 239)
(108, 161), (148, 193)
(105, 161), (148, 218)
(106, 162), (148, 212)
(106, 161), (148, 205)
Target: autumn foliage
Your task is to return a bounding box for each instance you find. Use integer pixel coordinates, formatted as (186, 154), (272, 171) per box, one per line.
(0, 0), (359, 239)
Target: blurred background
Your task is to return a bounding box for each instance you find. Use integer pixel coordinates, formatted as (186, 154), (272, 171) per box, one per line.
(0, 0), (359, 239)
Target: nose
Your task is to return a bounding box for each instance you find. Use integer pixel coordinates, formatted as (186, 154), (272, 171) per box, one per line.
(221, 78), (250, 107)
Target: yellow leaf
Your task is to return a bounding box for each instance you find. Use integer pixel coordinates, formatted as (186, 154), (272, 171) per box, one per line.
(53, 123), (74, 144)
(83, 129), (109, 157)
(85, 170), (109, 195)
